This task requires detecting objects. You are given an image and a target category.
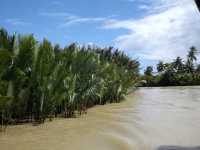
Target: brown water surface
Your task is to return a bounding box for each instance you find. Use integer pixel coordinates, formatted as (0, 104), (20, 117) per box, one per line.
(1, 87), (200, 150)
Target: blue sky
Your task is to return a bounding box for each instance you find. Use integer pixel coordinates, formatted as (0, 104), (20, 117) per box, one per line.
(0, 0), (200, 71)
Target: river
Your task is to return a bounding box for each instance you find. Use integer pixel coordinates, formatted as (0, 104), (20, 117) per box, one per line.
(0, 86), (200, 150)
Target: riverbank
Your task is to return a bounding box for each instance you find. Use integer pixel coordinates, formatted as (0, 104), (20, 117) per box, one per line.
(0, 93), (136, 150)
(1, 92), (135, 130)
(0, 87), (138, 129)
(1, 87), (200, 150)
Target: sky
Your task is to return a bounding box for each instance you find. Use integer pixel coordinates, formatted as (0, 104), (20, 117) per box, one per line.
(0, 0), (200, 71)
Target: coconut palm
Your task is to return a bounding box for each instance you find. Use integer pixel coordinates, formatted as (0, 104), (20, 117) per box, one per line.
(186, 46), (198, 73)
(173, 57), (184, 73)
(157, 61), (165, 73)
(144, 66), (153, 76)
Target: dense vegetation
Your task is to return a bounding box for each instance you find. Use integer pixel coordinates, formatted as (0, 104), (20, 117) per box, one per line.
(141, 46), (200, 86)
(0, 28), (139, 127)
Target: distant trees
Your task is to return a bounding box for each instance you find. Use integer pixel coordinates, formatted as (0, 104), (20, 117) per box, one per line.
(144, 66), (153, 76)
(173, 57), (184, 73)
(157, 61), (165, 73)
(142, 46), (200, 86)
(0, 28), (140, 126)
(186, 46), (197, 73)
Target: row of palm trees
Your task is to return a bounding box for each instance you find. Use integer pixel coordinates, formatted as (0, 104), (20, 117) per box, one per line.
(142, 47), (200, 86)
(0, 28), (139, 127)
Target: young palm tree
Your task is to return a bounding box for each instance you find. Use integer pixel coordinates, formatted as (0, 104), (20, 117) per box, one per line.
(31, 39), (55, 121)
(0, 28), (17, 97)
(0, 28), (140, 125)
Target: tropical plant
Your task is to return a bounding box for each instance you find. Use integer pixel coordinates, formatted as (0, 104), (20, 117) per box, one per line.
(144, 66), (153, 76)
(0, 28), (140, 125)
(142, 46), (200, 87)
(157, 61), (165, 73)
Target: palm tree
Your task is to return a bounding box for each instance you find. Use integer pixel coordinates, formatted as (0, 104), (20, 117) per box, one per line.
(173, 57), (184, 73)
(0, 28), (140, 124)
(157, 61), (165, 73)
(31, 39), (55, 121)
(144, 66), (153, 76)
(188, 47), (197, 62)
(0, 28), (17, 97)
(186, 46), (198, 73)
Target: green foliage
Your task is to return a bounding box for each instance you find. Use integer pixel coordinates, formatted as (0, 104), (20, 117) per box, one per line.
(0, 96), (13, 126)
(173, 57), (184, 73)
(157, 61), (164, 73)
(0, 28), (139, 124)
(142, 46), (200, 87)
(144, 66), (153, 76)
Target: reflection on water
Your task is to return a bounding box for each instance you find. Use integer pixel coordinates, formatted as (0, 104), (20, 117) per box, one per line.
(1, 86), (200, 150)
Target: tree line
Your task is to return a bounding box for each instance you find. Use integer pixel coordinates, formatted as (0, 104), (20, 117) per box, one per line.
(141, 46), (200, 86)
(0, 28), (139, 127)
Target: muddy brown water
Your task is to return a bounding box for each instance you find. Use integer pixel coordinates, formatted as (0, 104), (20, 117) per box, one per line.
(0, 86), (200, 150)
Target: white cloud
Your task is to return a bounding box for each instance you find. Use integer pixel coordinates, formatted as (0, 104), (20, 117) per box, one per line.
(102, 0), (200, 61)
(60, 17), (107, 27)
(39, 0), (200, 62)
(138, 5), (150, 10)
(5, 19), (31, 26)
(40, 11), (112, 27)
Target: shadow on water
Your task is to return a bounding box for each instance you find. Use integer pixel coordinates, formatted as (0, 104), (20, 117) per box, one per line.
(157, 146), (200, 150)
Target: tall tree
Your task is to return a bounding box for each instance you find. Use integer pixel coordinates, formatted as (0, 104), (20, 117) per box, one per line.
(0, 28), (17, 97)
(186, 46), (197, 73)
(173, 56), (184, 73)
(157, 61), (165, 73)
(144, 66), (153, 76)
